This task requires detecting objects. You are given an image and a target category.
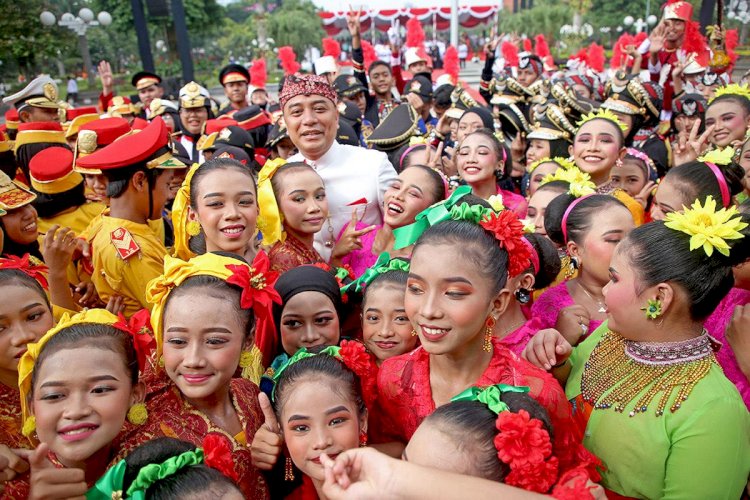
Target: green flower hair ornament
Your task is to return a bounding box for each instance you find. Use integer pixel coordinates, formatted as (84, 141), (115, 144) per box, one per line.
(393, 185), (496, 249)
(86, 449), (205, 500)
(340, 252), (411, 295)
(451, 384), (530, 414)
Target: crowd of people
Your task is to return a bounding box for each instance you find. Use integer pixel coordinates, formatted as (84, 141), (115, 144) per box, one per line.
(0, 0), (748, 497)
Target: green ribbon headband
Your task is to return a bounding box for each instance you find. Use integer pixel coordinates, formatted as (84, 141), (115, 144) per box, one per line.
(340, 252), (411, 295)
(451, 384), (530, 415)
(271, 345), (342, 401)
(86, 449), (206, 499)
(392, 186), (495, 249)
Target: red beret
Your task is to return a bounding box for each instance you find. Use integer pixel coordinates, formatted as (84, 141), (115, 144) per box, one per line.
(29, 146), (83, 194)
(80, 118), (131, 147)
(76, 117), (176, 171)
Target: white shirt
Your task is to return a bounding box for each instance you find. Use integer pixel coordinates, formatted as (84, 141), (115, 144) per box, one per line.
(178, 135), (205, 164)
(289, 141), (397, 260)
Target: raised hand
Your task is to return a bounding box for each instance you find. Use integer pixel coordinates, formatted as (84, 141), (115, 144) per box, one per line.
(673, 119), (714, 166)
(250, 392), (284, 470)
(330, 209), (377, 263)
(649, 23), (666, 54)
(21, 443), (87, 500)
(97, 60), (114, 96)
(346, 6), (361, 38)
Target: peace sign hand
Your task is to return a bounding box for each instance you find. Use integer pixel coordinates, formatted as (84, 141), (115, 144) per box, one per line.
(673, 119), (714, 167)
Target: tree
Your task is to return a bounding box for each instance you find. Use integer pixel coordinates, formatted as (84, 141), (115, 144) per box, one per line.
(268, 0), (325, 59)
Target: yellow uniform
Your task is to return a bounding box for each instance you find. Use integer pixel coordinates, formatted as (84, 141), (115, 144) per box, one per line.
(37, 202), (106, 237)
(88, 214), (167, 317)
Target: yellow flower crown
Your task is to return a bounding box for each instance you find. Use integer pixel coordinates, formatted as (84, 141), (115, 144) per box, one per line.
(527, 156), (577, 174)
(664, 196), (748, 257)
(708, 83), (750, 104)
(540, 166), (596, 197)
(520, 218), (536, 234)
(576, 108), (628, 132)
(698, 146), (736, 166)
(18, 309), (121, 436)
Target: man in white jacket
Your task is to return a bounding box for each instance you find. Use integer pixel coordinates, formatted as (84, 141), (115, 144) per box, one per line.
(281, 73), (397, 261)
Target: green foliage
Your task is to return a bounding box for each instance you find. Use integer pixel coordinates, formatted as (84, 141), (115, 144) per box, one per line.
(500, 1), (575, 41)
(268, 0), (325, 56)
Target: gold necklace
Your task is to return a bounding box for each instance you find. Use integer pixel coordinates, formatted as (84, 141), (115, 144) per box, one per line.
(581, 330), (716, 417)
(576, 280), (606, 313)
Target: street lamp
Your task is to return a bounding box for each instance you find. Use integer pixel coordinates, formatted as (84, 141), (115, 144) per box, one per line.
(39, 8), (112, 88)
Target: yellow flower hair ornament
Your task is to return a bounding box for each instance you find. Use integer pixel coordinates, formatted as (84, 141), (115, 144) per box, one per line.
(171, 163), (202, 261)
(576, 108), (628, 132)
(708, 83), (750, 104)
(526, 156), (576, 174)
(540, 166), (596, 198)
(664, 196), (748, 257)
(256, 158), (287, 247)
(487, 194), (505, 212)
(698, 146), (736, 166)
(18, 309), (123, 437)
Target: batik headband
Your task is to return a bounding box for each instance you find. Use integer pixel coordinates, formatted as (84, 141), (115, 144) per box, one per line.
(86, 435), (238, 500)
(698, 147), (735, 208)
(664, 196), (747, 257)
(146, 252), (280, 359)
(171, 162), (201, 261)
(270, 340), (377, 410)
(279, 73), (338, 109)
(340, 252), (410, 295)
(256, 158), (288, 246)
(18, 308), (154, 437)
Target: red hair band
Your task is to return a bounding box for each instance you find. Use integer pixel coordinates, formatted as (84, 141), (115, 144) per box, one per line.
(561, 194), (593, 244)
(704, 162), (731, 208)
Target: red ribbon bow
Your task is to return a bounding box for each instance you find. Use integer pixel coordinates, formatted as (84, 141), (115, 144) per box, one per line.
(113, 309), (156, 372)
(0, 254), (49, 290)
(202, 434), (239, 482)
(225, 252), (281, 324)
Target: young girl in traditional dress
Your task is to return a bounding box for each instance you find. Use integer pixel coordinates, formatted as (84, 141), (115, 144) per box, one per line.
(0, 171), (42, 260)
(258, 160), (328, 273)
(404, 384), (600, 496)
(704, 84), (750, 148)
(374, 215), (585, 476)
(456, 129), (527, 217)
(493, 234), (560, 355)
(6, 309), (147, 497)
(334, 165), (446, 276)
(651, 149), (745, 220)
(525, 196), (750, 498)
(608, 148), (657, 205)
(570, 109), (627, 188)
(533, 193), (635, 345)
(267, 342), (375, 499)
(341, 254), (416, 365)
(525, 157), (575, 197)
(0, 258), (54, 449)
(135, 252), (278, 499)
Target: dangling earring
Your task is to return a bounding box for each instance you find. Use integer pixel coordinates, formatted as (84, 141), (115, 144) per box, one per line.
(285, 456), (295, 481)
(22, 416), (36, 437)
(484, 316), (495, 352)
(514, 288), (531, 304)
(411, 329), (417, 337)
(324, 217), (335, 248)
(615, 158), (624, 168)
(359, 431), (368, 447)
(127, 403), (148, 425)
(570, 256), (579, 270)
(641, 298), (663, 320)
(187, 220), (201, 236)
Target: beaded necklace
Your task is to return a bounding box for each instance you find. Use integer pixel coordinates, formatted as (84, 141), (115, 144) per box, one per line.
(581, 330), (718, 417)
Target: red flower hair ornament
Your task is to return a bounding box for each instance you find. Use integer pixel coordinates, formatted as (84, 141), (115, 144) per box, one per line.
(479, 211), (532, 277)
(113, 308), (156, 372)
(0, 254), (49, 289)
(226, 251), (281, 325)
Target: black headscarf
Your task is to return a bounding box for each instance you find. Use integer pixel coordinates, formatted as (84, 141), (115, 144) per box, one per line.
(272, 265), (342, 333)
(461, 106), (494, 130)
